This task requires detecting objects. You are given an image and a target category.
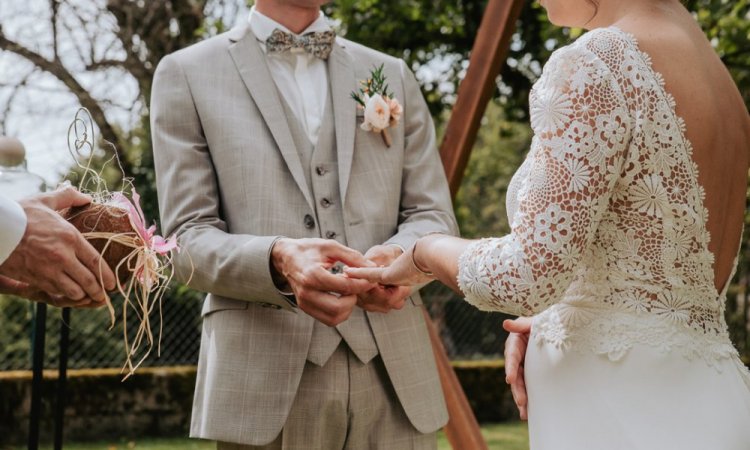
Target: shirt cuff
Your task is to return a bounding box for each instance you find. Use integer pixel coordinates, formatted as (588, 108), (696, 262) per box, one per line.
(0, 197), (27, 265)
(268, 236), (297, 304)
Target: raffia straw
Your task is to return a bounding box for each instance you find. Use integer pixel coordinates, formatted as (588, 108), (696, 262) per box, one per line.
(83, 229), (175, 379)
(63, 107), (186, 381)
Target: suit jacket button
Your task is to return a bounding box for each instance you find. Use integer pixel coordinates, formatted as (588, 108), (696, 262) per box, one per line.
(325, 231), (337, 239)
(320, 198), (332, 208)
(304, 214), (315, 229)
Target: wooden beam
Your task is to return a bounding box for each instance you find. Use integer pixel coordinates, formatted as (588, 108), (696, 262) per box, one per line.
(440, 0), (526, 197)
(428, 1), (526, 449)
(424, 309), (488, 450)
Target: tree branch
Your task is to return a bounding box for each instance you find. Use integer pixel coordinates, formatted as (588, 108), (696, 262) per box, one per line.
(0, 29), (133, 176)
(85, 59), (125, 71)
(0, 67), (37, 135)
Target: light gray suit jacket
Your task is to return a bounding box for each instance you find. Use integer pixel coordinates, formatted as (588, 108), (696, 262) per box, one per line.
(151, 22), (458, 446)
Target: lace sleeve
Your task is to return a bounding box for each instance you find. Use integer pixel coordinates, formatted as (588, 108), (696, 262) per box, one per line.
(457, 45), (632, 316)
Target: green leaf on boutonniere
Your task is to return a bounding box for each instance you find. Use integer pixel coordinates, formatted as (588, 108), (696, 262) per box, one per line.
(350, 64), (393, 104)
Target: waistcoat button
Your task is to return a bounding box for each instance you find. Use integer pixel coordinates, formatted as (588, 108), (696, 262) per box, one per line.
(303, 214), (315, 229)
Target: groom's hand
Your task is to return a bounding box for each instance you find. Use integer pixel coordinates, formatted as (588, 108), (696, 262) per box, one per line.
(357, 245), (412, 313)
(270, 238), (375, 326)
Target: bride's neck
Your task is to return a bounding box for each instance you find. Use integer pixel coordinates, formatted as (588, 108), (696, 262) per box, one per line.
(584, 0), (685, 31)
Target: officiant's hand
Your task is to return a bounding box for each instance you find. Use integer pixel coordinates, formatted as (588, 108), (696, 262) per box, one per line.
(504, 317), (532, 421)
(0, 187), (117, 304)
(0, 275), (105, 308)
(356, 245), (413, 313)
(271, 238), (376, 326)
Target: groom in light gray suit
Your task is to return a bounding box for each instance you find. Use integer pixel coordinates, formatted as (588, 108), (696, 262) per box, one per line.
(151, 0), (457, 448)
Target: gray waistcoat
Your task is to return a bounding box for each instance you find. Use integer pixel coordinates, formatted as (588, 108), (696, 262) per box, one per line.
(279, 85), (378, 366)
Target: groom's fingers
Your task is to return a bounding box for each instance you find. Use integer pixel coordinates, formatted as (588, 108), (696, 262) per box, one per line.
(322, 241), (376, 269)
(296, 289), (357, 327)
(358, 285), (410, 313)
(309, 267), (374, 295)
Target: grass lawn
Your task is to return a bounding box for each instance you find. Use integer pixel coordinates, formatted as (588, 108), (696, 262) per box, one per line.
(438, 422), (529, 450)
(22, 422), (529, 450)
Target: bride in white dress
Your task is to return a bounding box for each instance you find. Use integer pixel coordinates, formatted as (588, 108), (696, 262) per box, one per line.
(347, 0), (750, 448)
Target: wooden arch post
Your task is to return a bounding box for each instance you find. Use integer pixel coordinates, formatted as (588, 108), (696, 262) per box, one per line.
(425, 0), (526, 449)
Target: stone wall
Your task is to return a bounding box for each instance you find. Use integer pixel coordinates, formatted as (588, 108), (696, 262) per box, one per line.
(0, 366), (198, 446)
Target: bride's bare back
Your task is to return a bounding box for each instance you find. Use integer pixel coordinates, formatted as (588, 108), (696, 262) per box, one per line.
(615, 4), (750, 292)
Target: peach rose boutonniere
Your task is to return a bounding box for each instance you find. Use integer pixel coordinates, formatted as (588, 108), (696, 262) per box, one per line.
(351, 64), (403, 148)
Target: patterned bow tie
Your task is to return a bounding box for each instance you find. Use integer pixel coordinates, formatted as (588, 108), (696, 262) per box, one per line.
(266, 28), (336, 60)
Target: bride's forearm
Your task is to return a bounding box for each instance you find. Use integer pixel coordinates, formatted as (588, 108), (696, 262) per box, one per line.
(414, 234), (475, 293)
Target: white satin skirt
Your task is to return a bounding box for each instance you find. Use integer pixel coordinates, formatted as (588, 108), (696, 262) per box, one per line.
(525, 340), (750, 450)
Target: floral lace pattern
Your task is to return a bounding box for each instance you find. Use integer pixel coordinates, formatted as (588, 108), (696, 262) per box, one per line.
(457, 27), (746, 369)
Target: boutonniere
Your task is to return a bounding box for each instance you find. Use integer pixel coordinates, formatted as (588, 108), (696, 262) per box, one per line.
(351, 64), (403, 148)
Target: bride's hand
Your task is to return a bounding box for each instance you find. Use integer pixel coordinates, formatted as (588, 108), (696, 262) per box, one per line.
(503, 317), (532, 421)
(345, 244), (433, 287)
(356, 245), (413, 312)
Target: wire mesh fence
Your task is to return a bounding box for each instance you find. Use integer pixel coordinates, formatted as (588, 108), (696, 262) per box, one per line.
(0, 283), (512, 371)
(0, 280), (748, 371)
(0, 286), (204, 371)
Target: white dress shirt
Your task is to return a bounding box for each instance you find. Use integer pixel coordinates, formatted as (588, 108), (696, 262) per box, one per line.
(248, 7), (331, 147)
(0, 195), (26, 264)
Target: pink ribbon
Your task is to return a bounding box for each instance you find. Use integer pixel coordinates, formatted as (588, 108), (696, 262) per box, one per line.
(110, 190), (178, 255)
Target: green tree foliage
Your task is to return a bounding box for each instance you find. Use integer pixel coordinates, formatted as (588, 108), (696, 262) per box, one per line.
(450, 102), (531, 238)
(685, 0), (750, 106)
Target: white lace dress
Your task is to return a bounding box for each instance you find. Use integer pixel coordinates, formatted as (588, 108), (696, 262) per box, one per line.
(457, 27), (750, 449)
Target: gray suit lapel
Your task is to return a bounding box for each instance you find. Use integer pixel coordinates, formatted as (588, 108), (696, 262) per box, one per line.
(227, 24), (314, 210)
(328, 41), (357, 206)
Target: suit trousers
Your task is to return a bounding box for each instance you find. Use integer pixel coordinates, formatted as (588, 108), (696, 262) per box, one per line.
(216, 343), (437, 450)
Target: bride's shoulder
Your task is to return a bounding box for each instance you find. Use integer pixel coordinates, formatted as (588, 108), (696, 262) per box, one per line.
(551, 27), (634, 65)
(541, 27), (637, 84)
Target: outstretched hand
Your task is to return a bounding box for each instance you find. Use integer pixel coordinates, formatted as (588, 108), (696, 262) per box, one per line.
(356, 245), (413, 313)
(0, 275), (105, 309)
(345, 245), (433, 287)
(0, 187), (117, 304)
(271, 238), (376, 326)
(503, 317), (532, 421)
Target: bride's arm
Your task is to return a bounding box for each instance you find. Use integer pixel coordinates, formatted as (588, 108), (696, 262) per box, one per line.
(350, 44), (634, 316)
(413, 234), (471, 292)
(450, 47), (632, 316)
(349, 45), (635, 316)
